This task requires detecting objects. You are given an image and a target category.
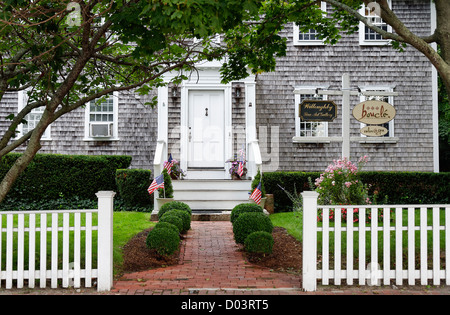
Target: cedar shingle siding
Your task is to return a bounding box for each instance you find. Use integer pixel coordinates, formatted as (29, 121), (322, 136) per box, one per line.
(255, 0), (434, 172)
(0, 0), (436, 173)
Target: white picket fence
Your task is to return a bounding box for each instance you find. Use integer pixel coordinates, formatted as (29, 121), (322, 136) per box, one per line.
(0, 191), (115, 292)
(302, 191), (450, 292)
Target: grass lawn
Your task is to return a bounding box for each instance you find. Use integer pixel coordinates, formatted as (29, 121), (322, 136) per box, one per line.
(270, 211), (303, 241)
(112, 211), (155, 274)
(0, 211), (154, 277)
(270, 208), (447, 268)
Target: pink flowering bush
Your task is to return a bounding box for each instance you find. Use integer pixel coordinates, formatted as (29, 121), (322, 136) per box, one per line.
(314, 156), (370, 206)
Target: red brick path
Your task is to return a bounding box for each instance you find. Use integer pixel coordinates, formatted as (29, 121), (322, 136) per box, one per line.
(111, 221), (450, 296)
(112, 221), (301, 294)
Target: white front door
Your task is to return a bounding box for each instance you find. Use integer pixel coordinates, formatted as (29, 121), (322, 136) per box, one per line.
(188, 90), (225, 168)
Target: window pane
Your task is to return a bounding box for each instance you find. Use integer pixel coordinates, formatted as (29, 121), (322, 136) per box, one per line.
(299, 93), (327, 137)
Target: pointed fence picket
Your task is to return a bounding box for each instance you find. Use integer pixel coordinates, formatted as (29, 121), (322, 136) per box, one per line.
(302, 191), (450, 291)
(0, 191), (114, 292)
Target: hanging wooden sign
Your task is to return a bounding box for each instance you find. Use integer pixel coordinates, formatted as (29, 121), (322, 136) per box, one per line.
(360, 125), (389, 137)
(299, 100), (337, 122)
(352, 100), (396, 125)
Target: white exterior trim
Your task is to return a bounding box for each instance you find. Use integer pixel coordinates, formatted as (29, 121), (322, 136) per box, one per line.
(158, 61), (257, 179)
(358, 0), (392, 46)
(293, 86), (329, 143)
(17, 90), (52, 140)
(83, 91), (119, 141)
(430, 0), (439, 172)
(292, 2), (327, 46)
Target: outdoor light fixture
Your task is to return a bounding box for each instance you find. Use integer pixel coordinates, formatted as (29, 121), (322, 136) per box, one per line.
(235, 87), (241, 98)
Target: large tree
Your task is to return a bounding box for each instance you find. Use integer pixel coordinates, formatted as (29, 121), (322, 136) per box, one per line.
(1, 0), (352, 203)
(0, 0), (257, 202)
(3, 0), (445, 203)
(319, 0), (450, 92)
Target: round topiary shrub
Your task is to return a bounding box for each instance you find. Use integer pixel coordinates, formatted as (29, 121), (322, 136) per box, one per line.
(153, 221), (179, 234)
(162, 209), (191, 233)
(159, 214), (183, 233)
(230, 203), (264, 223)
(244, 231), (274, 254)
(145, 227), (180, 256)
(232, 212), (273, 245)
(158, 201), (192, 219)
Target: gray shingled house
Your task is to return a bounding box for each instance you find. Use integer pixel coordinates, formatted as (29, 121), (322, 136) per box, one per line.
(0, 1), (439, 214)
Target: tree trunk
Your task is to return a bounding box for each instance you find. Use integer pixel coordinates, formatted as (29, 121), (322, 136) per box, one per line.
(0, 124), (43, 203)
(436, 0), (450, 93)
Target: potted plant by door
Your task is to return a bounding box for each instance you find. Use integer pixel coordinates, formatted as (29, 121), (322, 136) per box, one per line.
(156, 169), (174, 208)
(227, 153), (247, 180)
(250, 169), (266, 208)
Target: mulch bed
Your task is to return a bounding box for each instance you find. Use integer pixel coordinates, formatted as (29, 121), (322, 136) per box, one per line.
(121, 228), (181, 272)
(244, 227), (302, 274)
(121, 226), (302, 274)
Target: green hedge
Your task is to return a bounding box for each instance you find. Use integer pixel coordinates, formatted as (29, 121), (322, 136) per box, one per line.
(0, 153), (132, 202)
(116, 169), (152, 207)
(263, 172), (320, 211)
(360, 172), (450, 205)
(263, 171), (450, 211)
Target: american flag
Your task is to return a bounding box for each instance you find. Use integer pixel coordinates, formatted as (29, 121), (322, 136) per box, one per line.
(250, 182), (262, 204)
(164, 154), (174, 174)
(237, 161), (244, 177)
(148, 174), (164, 195)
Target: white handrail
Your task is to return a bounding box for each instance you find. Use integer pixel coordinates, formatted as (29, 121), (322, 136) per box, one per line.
(153, 139), (166, 175)
(248, 140), (262, 178)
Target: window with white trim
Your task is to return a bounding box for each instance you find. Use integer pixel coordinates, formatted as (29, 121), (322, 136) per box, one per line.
(293, 2), (327, 46)
(294, 88), (328, 140)
(359, 87), (394, 138)
(359, 0), (392, 45)
(84, 92), (119, 140)
(17, 90), (51, 140)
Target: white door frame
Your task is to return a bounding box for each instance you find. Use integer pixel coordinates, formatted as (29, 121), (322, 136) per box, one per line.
(180, 70), (233, 178)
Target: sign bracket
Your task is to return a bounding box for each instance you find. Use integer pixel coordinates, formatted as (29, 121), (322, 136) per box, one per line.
(294, 74), (399, 160)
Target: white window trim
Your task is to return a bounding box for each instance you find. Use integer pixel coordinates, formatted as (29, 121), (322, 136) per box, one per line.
(359, 0), (392, 46)
(293, 2), (327, 46)
(17, 90), (52, 140)
(357, 86), (398, 144)
(84, 91), (119, 141)
(293, 86), (330, 143)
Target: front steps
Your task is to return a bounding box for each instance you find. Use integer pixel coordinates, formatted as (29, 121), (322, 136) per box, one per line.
(151, 179), (252, 221)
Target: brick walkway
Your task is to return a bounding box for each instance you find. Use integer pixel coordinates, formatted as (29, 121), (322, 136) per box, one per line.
(112, 221), (301, 295)
(1, 221), (450, 296)
(111, 221), (450, 296)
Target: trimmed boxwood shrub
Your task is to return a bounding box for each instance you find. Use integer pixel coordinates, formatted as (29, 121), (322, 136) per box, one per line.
(158, 201), (192, 219)
(0, 153), (132, 202)
(146, 227), (180, 256)
(230, 203), (264, 223)
(153, 221), (179, 234)
(159, 214), (183, 233)
(162, 209), (191, 233)
(232, 212), (273, 245)
(244, 231), (274, 254)
(116, 169), (152, 207)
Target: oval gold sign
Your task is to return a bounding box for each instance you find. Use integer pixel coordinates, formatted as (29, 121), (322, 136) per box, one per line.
(360, 125), (389, 137)
(352, 100), (396, 125)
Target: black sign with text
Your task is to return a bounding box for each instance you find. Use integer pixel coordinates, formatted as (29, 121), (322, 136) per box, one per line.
(299, 100), (337, 122)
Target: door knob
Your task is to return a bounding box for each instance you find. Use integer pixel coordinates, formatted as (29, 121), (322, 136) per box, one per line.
(205, 108), (208, 116)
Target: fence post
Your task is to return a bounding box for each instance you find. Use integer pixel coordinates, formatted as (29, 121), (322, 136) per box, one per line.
(301, 191), (319, 292)
(96, 191), (115, 292)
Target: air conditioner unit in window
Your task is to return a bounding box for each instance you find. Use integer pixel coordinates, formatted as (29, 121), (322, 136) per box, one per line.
(90, 122), (113, 138)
